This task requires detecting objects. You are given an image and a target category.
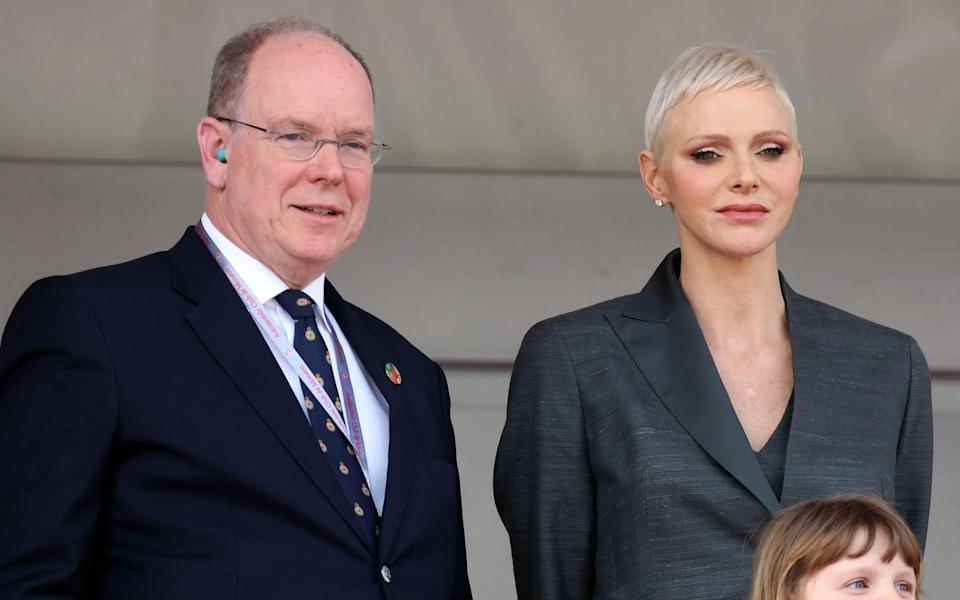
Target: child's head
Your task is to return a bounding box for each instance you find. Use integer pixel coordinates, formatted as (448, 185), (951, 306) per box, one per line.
(750, 495), (922, 600)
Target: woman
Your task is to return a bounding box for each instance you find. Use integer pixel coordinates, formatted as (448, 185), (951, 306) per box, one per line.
(750, 495), (922, 600)
(493, 46), (932, 600)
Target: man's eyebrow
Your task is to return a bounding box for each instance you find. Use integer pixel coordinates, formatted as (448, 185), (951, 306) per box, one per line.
(340, 128), (374, 139)
(282, 119), (312, 130)
(272, 120), (373, 139)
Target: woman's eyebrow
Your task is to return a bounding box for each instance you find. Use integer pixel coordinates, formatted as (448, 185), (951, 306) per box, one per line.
(753, 129), (792, 140)
(683, 134), (730, 145)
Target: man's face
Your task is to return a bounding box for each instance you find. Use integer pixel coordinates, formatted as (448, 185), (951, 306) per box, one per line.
(210, 32), (375, 287)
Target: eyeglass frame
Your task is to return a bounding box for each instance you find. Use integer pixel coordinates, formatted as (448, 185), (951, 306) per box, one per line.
(213, 116), (391, 168)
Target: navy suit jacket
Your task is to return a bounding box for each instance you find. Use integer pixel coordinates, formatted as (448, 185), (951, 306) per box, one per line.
(0, 228), (471, 600)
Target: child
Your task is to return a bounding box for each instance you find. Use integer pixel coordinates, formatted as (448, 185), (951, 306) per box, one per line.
(750, 495), (923, 599)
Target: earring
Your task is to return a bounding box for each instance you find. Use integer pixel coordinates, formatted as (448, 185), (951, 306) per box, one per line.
(655, 199), (665, 207)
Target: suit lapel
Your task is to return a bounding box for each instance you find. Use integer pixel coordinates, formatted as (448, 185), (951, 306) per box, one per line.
(169, 228), (372, 552)
(324, 281), (424, 556)
(610, 250), (783, 515)
(779, 283), (831, 507)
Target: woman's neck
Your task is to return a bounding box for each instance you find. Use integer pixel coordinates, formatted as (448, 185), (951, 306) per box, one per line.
(679, 244), (788, 344)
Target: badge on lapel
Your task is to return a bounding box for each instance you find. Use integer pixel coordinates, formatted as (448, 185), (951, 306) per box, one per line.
(385, 362), (402, 385)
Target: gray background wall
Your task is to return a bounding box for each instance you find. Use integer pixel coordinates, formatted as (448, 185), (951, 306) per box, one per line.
(1, 1), (958, 597)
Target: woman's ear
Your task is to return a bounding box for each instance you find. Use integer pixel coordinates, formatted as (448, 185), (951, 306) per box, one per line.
(638, 150), (669, 207)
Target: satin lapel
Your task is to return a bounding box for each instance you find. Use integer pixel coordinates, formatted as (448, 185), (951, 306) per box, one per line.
(612, 250), (783, 515)
(779, 280), (828, 507)
(170, 228), (372, 552)
(324, 280), (424, 557)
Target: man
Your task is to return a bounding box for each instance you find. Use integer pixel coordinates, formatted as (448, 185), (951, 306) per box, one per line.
(0, 18), (471, 599)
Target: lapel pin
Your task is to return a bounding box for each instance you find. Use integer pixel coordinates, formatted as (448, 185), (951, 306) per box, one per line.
(385, 362), (402, 385)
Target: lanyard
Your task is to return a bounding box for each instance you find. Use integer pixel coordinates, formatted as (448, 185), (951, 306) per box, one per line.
(194, 224), (370, 475)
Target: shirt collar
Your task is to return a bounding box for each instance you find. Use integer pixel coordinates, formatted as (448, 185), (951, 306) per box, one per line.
(200, 213), (326, 308)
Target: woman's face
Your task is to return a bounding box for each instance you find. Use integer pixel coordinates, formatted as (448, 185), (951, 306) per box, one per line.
(642, 86), (803, 260)
(799, 528), (918, 600)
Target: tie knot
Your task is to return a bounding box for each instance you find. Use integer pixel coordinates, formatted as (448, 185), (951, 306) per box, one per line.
(275, 289), (318, 320)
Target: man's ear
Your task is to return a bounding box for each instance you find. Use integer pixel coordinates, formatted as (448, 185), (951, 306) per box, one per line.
(638, 150), (669, 207)
(197, 116), (230, 189)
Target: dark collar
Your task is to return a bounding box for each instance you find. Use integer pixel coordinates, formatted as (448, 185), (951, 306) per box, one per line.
(168, 226), (424, 554)
(621, 248), (802, 324)
(610, 249), (800, 514)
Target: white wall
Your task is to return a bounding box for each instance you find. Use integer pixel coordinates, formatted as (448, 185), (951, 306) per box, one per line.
(1, 161), (958, 598)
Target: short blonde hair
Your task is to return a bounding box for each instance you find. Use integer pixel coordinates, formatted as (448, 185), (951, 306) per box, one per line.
(644, 45), (797, 157)
(750, 495), (923, 600)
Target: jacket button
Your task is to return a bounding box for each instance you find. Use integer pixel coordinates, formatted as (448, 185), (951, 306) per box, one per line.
(380, 564), (392, 583)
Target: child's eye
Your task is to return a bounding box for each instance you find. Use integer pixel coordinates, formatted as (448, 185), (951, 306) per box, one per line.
(844, 578), (869, 590)
(895, 580), (915, 593)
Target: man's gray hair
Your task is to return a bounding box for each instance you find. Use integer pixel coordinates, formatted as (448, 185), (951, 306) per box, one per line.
(644, 46), (797, 158)
(206, 17), (375, 118)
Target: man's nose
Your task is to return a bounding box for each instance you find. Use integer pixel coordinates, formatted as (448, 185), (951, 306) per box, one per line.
(306, 141), (345, 183)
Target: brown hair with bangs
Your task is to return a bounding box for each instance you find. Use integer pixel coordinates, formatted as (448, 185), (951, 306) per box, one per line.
(749, 495), (922, 600)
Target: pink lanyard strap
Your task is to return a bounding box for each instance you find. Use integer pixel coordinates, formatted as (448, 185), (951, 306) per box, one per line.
(194, 224), (370, 474)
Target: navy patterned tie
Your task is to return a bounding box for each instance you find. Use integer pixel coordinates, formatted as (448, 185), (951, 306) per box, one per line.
(275, 289), (378, 544)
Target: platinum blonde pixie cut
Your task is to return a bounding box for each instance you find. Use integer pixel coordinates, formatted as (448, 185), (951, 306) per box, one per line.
(644, 46), (797, 157)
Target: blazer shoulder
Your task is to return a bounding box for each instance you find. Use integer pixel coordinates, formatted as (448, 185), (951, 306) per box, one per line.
(521, 293), (636, 344)
(61, 249), (173, 290)
(12, 247), (172, 311)
(9, 249), (174, 324)
(791, 292), (921, 353)
(1, 250), (171, 371)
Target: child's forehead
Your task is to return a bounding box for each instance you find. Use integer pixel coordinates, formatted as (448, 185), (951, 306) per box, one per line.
(846, 526), (880, 555)
(841, 526), (915, 572)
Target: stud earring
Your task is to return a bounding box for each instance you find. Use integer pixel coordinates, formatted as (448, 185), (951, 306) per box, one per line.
(655, 199), (665, 207)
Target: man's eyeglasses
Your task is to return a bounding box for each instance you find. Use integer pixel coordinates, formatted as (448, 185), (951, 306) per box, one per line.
(214, 116), (391, 168)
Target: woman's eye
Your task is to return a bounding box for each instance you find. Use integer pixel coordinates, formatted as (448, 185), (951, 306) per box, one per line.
(757, 144), (784, 157)
(690, 148), (721, 161)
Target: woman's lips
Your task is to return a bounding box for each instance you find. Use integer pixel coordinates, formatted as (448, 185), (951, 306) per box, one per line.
(717, 204), (769, 222)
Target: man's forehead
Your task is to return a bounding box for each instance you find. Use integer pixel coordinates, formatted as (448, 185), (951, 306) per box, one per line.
(248, 33), (367, 85)
(240, 32), (374, 127)
(256, 32), (349, 62)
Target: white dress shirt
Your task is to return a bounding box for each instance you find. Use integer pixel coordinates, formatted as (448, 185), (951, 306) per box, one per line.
(201, 214), (390, 513)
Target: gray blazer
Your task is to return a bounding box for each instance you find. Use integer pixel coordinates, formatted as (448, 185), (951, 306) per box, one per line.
(493, 250), (932, 600)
